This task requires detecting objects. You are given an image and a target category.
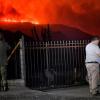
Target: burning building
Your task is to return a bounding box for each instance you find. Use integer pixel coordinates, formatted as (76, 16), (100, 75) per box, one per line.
(0, 0), (99, 89)
(0, 0), (100, 36)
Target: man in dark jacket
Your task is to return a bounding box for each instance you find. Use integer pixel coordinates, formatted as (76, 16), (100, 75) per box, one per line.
(0, 33), (10, 91)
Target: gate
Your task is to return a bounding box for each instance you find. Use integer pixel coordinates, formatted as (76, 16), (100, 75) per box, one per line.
(24, 39), (90, 90)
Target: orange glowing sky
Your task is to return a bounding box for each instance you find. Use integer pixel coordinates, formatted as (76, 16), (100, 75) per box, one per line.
(0, 0), (100, 35)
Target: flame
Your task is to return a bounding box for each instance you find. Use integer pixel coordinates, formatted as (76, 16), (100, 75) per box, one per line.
(0, 0), (100, 35)
(0, 18), (39, 24)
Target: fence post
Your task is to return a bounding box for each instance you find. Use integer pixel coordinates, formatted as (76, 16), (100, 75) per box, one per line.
(19, 35), (26, 86)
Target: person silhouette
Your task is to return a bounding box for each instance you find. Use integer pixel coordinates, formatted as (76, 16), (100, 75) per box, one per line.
(0, 32), (10, 91)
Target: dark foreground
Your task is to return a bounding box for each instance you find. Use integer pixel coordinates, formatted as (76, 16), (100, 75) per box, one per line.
(0, 85), (100, 100)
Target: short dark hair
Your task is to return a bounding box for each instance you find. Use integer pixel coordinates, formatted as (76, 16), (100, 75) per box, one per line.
(91, 36), (100, 41)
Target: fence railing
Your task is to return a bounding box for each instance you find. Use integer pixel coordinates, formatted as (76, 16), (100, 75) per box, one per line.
(24, 40), (90, 90)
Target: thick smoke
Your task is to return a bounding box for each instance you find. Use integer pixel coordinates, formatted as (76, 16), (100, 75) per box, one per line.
(0, 0), (100, 35)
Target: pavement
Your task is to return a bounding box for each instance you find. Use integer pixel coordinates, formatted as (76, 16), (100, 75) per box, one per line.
(0, 85), (100, 100)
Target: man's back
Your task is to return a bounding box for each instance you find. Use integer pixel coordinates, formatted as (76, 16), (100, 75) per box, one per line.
(85, 42), (100, 63)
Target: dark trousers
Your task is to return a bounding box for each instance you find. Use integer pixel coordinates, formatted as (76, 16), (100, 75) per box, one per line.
(0, 65), (8, 90)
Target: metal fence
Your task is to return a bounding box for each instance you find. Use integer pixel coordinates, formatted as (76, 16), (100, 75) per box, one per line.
(24, 40), (90, 90)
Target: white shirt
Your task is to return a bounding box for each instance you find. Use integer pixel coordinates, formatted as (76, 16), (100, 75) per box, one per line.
(85, 42), (100, 63)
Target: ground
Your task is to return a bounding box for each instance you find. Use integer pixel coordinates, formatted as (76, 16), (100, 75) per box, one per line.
(0, 85), (100, 100)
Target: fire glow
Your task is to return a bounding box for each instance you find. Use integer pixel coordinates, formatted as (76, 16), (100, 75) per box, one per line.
(0, 0), (100, 36)
(0, 18), (39, 24)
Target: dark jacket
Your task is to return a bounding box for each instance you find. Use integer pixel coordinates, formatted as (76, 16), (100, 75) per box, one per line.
(0, 40), (10, 65)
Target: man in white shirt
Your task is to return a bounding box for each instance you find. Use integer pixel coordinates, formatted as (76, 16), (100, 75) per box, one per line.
(85, 36), (100, 96)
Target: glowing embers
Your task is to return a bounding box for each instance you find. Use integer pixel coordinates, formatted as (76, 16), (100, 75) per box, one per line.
(0, 18), (39, 24)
